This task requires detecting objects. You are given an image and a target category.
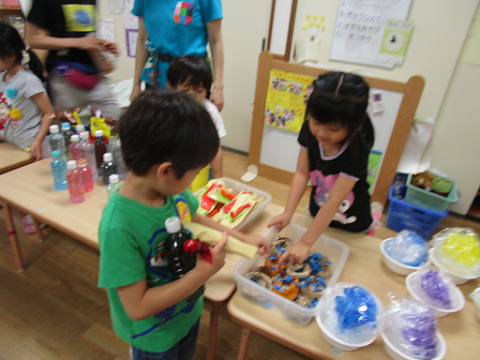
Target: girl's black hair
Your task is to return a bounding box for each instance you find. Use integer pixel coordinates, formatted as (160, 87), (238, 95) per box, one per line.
(167, 55), (212, 96)
(305, 71), (375, 151)
(0, 21), (46, 83)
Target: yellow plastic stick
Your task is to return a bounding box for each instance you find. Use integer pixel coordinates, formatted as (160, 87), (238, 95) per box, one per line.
(182, 221), (257, 259)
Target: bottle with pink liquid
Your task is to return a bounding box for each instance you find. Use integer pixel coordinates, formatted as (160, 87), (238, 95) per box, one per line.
(77, 158), (94, 192)
(66, 160), (85, 203)
(69, 135), (83, 160)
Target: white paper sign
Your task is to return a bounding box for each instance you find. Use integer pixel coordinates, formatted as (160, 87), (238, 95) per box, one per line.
(97, 19), (116, 43)
(330, 0), (412, 68)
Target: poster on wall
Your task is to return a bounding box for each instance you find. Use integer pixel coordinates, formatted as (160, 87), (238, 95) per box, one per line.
(330, 0), (412, 68)
(124, 0), (138, 58)
(264, 70), (316, 133)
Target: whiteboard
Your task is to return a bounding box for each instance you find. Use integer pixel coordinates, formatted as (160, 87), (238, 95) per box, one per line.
(330, 0), (412, 68)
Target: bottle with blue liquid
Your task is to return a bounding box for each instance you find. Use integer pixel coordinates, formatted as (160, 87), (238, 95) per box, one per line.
(50, 150), (68, 190)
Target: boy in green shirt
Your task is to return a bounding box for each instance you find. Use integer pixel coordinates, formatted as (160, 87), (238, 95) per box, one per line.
(98, 90), (269, 360)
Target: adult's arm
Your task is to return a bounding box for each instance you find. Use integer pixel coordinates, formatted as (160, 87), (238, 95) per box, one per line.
(24, 20), (104, 57)
(130, 17), (149, 102)
(206, 19), (224, 112)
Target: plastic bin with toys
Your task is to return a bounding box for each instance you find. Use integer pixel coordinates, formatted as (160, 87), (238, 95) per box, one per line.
(405, 172), (458, 213)
(233, 223), (349, 325)
(194, 178), (272, 232)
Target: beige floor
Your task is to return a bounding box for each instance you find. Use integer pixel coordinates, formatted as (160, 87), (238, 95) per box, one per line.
(0, 148), (479, 360)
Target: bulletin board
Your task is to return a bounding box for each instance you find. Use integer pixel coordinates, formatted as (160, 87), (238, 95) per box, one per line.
(248, 51), (425, 207)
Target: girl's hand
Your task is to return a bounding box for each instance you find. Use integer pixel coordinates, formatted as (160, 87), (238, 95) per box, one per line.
(29, 139), (42, 160)
(195, 233), (227, 280)
(268, 212), (292, 231)
(278, 241), (310, 264)
(243, 234), (270, 255)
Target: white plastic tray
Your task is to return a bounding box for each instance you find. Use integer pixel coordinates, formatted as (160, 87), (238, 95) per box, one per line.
(194, 177), (272, 232)
(233, 223), (349, 325)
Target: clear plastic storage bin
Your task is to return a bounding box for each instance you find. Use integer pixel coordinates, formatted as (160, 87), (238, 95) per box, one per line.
(233, 224), (349, 325)
(194, 177), (272, 232)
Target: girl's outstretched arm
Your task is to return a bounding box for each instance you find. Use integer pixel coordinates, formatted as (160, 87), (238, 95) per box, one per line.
(30, 92), (54, 160)
(279, 175), (356, 264)
(268, 148), (310, 230)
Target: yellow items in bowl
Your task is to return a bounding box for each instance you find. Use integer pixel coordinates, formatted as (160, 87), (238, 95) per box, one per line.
(442, 232), (480, 267)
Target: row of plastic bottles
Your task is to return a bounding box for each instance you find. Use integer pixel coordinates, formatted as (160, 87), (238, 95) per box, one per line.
(51, 150), (123, 203)
(48, 123), (128, 181)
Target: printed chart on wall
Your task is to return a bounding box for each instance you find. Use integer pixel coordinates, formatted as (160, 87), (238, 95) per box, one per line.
(264, 70), (316, 133)
(330, 0), (412, 68)
(124, 0), (138, 58)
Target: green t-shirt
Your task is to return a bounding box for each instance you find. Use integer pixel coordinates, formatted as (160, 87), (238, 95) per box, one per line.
(98, 190), (203, 352)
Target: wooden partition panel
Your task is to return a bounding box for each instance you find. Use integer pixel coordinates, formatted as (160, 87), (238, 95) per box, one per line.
(248, 51), (425, 207)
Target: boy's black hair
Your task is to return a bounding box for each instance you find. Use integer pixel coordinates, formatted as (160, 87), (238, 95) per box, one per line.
(0, 21), (46, 83)
(305, 71), (375, 150)
(118, 89), (219, 178)
(167, 55), (212, 94)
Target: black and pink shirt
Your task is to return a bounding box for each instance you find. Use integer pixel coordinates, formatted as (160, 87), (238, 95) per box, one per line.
(298, 120), (373, 232)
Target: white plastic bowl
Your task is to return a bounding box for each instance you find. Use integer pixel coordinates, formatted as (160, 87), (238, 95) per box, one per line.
(405, 272), (465, 317)
(315, 285), (382, 351)
(380, 238), (426, 276)
(428, 248), (479, 285)
(381, 328), (446, 360)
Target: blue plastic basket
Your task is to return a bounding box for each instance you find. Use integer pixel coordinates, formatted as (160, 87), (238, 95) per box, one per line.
(386, 186), (448, 239)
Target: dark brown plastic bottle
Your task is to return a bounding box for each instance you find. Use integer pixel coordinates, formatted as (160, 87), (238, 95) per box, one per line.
(164, 217), (204, 302)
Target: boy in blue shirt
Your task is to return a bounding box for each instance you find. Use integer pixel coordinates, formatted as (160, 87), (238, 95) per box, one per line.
(98, 89), (268, 360)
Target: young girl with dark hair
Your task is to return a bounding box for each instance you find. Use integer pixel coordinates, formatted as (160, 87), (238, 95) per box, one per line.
(0, 21), (54, 160)
(269, 72), (375, 264)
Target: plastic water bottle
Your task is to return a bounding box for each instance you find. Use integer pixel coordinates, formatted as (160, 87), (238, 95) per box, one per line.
(77, 158), (94, 192)
(79, 131), (98, 180)
(94, 130), (107, 170)
(101, 153), (117, 185)
(61, 122), (74, 152)
(108, 136), (128, 180)
(50, 150), (68, 191)
(69, 135), (82, 160)
(66, 160), (85, 203)
(48, 125), (66, 160)
(164, 216), (204, 302)
(76, 124), (85, 134)
(106, 174), (121, 199)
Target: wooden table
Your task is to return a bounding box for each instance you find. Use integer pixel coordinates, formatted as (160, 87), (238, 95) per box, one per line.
(0, 142), (33, 174)
(0, 158), (240, 360)
(230, 203), (480, 360)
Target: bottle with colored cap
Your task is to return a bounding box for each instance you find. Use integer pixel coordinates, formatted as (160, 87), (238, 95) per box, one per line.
(66, 160), (85, 203)
(164, 216), (204, 302)
(106, 174), (121, 199)
(77, 158), (94, 192)
(69, 134), (82, 161)
(50, 150), (68, 191)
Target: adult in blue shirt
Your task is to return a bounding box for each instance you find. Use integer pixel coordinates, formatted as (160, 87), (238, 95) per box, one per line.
(130, 0), (224, 111)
